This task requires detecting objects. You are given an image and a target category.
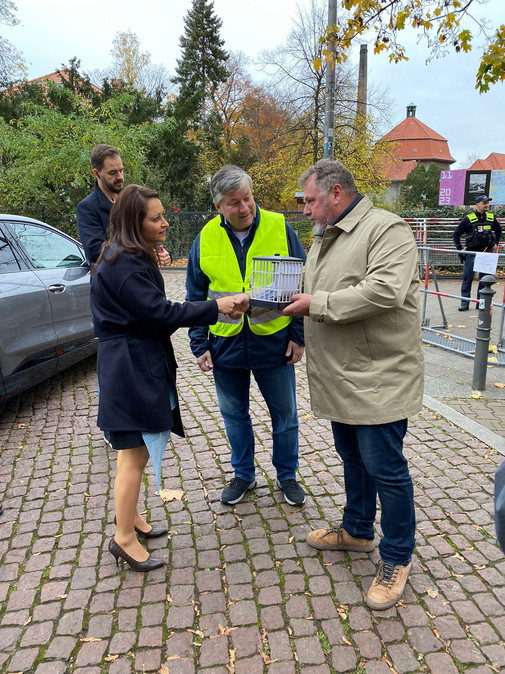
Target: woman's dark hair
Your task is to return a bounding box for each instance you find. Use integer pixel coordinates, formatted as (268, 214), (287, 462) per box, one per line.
(96, 184), (160, 267)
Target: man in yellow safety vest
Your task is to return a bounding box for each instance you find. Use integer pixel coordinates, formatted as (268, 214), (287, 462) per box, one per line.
(186, 165), (307, 507)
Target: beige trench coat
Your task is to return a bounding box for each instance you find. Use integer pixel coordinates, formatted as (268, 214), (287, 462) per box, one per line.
(304, 196), (424, 425)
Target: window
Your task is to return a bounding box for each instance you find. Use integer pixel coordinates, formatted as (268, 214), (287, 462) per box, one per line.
(9, 222), (85, 269)
(0, 231), (21, 273)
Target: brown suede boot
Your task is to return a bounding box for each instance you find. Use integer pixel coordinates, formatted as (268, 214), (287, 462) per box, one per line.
(306, 525), (375, 552)
(366, 561), (412, 610)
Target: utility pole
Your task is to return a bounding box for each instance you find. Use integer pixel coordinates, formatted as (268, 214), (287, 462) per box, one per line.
(323, 0), (337, 159)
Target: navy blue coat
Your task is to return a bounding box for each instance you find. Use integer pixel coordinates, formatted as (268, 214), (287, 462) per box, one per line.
(77, 182), (112, 264)
(91, 250), (218, 434)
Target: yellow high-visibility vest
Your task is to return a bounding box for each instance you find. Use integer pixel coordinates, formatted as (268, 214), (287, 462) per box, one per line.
(200, 209), (292, 337)
(468, 212), (494, 226)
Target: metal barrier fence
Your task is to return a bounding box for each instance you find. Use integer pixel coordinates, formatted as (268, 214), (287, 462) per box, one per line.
(419, 243), (505, 370)
(407, 217), (505, 273)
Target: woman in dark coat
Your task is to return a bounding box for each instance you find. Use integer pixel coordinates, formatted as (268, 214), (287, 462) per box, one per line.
(91, 185), (247, 572)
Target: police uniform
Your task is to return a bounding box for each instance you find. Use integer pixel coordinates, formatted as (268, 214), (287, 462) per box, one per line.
(453, 196), (501, 310)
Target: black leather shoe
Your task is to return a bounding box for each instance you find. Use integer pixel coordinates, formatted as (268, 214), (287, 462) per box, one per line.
(134, 525), (167, 539)
(108, 538), (165, 572)
(113, 516), (167, 539)
(458, 304), (470, 311)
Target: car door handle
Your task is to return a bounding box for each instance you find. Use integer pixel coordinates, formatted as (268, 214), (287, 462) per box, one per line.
(48, 284), (66, 294)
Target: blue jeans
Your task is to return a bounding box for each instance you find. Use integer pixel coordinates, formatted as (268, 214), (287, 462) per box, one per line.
(213, 365), (299, 483)
(331, 419), (415, 565)
(461, 252), (485, 305)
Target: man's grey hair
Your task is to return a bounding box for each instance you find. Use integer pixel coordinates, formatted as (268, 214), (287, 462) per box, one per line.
(210, 165), (253, 205)
(300, 159), (358, 197)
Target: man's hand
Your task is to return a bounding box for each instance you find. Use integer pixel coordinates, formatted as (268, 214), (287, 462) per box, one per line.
(285, 341), (304, 365)
(158, 246), (172, 267)
(216, 293), (249, 318)
(283, 293), (312, 317)
(233, 292), (250, 315)
(197, 350), (213, 372)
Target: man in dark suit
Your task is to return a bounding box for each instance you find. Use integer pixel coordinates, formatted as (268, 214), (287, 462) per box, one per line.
(77, 144), (171, 266)
(77, 144), (125, 265)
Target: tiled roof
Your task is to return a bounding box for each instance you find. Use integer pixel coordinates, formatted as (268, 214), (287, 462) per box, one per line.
(5, 70), (102, 94)
(384, 159), (418, 182)
(469, 153), (505, 170)
(382, 117), (455, 163)
(378, 110), (455, 182)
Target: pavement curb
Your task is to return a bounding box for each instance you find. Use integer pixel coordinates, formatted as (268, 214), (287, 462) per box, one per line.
(423, 392), (505, 456)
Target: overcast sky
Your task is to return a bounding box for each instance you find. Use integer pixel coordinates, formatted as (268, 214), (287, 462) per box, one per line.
(4, 0), (504, 169)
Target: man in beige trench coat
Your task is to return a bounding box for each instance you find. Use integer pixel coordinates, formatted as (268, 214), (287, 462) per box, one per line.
(283, 159), (424, 610)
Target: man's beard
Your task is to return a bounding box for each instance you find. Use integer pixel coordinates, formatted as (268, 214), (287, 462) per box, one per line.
(312, 223), (328, 237)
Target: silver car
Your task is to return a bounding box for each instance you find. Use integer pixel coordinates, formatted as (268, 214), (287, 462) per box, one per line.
(0, 214), (97, 403)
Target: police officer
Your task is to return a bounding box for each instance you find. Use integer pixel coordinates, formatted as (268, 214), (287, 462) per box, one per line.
(453, 195), (501, 311)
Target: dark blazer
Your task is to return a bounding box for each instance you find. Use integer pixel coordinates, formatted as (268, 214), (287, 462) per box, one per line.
(77, 182), (112, 264)
(90, 250), (218, 434)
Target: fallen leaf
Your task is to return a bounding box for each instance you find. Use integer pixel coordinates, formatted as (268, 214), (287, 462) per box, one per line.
(80, 637), (102, 642)
(187, 628), (204, 638)
(427, 588), (438, 598)
(105, 655), (119, 662)
(226, 647), (236, 673)
(166, 593), (172, 603)
(471, 392), (482, 399)
(158, 488), (184, 502)
(495, 382), (505, 388)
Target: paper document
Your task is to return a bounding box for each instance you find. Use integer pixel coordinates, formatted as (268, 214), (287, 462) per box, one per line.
(473, 252), (499, 275)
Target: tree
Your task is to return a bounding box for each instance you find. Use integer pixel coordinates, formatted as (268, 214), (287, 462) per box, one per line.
(87, 30), (173, 100)
(111, 29), (149, 86)
(256, 0), (340, 163)
(0, 101), (157, 234)
(400, 163), (443, 209)
(318, 0), (505, 93)
(0, 0), (26, 86)
(172, 0), (229, 122)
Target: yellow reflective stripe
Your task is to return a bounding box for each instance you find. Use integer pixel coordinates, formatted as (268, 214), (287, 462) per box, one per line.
(207, 289), (243, 327)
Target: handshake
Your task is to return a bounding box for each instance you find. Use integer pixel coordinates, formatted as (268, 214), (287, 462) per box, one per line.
(216, 292), (250, 319)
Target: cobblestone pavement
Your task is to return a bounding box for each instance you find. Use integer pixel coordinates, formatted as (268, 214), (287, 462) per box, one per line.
(1, 272), (505, 673)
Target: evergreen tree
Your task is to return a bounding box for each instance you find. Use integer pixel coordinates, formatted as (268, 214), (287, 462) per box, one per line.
(400, 163), (443, 209)
(172, 0), (229, 123)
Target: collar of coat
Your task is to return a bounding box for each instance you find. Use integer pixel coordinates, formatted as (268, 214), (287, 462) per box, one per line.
(330, 194), (370, 232)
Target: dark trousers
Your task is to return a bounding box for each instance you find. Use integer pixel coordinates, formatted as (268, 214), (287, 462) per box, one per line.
(460, 252), (486, 307)
(331, 419), (416, 565)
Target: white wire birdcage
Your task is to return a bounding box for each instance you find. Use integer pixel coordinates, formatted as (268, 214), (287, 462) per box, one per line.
(249, 256), (303, 309)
